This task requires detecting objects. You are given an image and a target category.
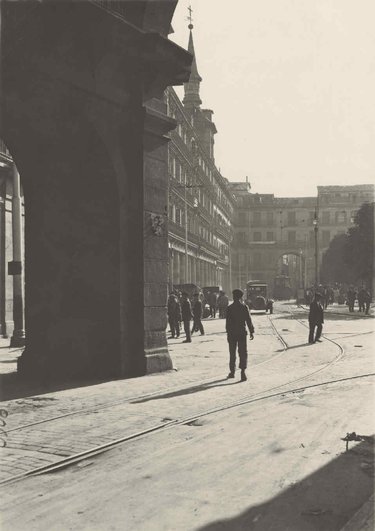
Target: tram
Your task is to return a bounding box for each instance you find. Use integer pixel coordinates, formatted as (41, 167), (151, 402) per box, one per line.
(273, 275), (293, 300)
(245, 281), (273, 313)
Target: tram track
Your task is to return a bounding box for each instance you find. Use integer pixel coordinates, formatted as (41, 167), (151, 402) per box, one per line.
(1, 304), (373, 487)
(1, 370), (374, 487)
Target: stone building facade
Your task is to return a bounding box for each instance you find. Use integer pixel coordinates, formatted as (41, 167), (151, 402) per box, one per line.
(229, 181), (374, 295)
(166, 25), (235, 293)
(0, 0), (192, 381)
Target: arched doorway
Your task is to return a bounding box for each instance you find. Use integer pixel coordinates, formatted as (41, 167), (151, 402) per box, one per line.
(274, 251), (305, 300)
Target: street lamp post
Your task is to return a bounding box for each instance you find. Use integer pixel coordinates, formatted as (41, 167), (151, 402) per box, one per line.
(313, 209), (319, 287)
(184, 182), (188, 283)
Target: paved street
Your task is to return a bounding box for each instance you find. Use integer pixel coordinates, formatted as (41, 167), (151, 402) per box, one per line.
(0, 302), (374, 530)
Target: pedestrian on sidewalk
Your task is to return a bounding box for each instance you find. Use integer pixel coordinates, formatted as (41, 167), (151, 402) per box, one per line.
(181, 292), (193, 343)
(364, 289), (372, 315)
(218, 290), (229, 318)
(226, 288), (254, 382)
(191, 292), (205, 336)
(209, 291), (218, 318)
(167, 293), (181, 339)
(347, 286), (356, 312)
(308, 292), (324, 344)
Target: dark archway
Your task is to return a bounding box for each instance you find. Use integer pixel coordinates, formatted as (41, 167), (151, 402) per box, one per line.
(4, 114), (121, 381)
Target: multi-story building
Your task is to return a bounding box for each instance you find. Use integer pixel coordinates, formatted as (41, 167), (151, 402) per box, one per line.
(229, 181), (374, 294)
(166, 23), (235, 292)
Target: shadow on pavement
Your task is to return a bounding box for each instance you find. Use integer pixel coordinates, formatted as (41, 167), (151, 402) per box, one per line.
(0, 371), (111, 401)
(198, 437), (374, 531)
(272, 312), (373, 322)
(131, 378), (236, 403)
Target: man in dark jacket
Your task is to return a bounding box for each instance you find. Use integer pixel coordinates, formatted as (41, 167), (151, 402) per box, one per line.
(218, 291), (229, 318)
(308, 292), (324, 343)
(209, 291), (218, 318)
(167, 294), (181, 339)
(191, 292), (205, 336)
(226, 289), (255, 382)
(181, 292), (193, 343)
(347, 287), (356, 312)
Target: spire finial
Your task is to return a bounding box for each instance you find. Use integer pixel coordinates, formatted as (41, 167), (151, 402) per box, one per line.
(187, 5), (193, 30)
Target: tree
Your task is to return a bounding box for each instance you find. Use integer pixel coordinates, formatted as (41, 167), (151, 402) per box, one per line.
(320, 233), (354, 285)
(344, 202), (374, 288)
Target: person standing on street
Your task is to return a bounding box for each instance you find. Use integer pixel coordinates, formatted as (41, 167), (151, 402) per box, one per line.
(209, 291), (218, 318)
(191, 292), (205, 336)
(308, 292), (324, 344)
(364, 289), (372, 315)
(218, 290), (229, 318)
(181, 292), (193, 343)
(358, 287), (366, 312)
(167, 293), (181, 339)
(347, 286), (356, 312)
(226, 289), (255, 382)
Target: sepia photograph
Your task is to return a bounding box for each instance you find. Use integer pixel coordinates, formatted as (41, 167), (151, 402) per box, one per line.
(0, 0), (374, 529)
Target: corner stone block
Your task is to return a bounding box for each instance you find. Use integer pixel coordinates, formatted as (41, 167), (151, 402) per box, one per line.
(144, 306), (168, 332)
(144, 282), (168, 307)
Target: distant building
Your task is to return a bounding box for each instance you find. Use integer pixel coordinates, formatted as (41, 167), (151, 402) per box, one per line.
(229, 181), (374, 294)
(166, 23), (235, 293)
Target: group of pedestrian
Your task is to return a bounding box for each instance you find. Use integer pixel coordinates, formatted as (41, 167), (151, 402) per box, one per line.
(305, 283), (372, 315)
(347, 286), (371, 314)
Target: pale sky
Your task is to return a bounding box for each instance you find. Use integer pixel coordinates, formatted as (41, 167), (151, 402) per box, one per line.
(170, 0), (375, 197)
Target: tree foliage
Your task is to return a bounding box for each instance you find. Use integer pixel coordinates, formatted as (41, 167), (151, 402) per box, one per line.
(344, 202), (374, 286)
(320, 233), (354, 285)
(321, 202), (374, 287)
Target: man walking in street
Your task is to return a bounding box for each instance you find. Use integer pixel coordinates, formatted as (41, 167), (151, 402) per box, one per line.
(226, 288), (254, 382)
(191, 292), (205, 336)
(308, 292), (324, 344)
(181, 292), (193, 343)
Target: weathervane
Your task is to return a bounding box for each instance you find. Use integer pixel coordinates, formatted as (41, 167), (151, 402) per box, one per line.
(187, 5), (193, 29)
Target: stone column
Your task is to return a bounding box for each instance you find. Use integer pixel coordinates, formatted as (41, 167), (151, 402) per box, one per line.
(10, 165), (25, 347)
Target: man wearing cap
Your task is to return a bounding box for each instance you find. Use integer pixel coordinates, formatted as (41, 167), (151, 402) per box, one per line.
(308, 292), (324, 343)
(226, 288), (255, 382)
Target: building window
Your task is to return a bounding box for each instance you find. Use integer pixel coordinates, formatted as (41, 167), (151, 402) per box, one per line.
(254, 232), (261, 241)
(322, 211), (330, 224)
(287, 211), (296, 226)
(237, 232), (246, 244)
(335, 211), (347, 224)
(175, 208), (181, 225)
(238, 212), (246, 225)
(253, 211), (261, 226)
(266, 212), (273, 225)
(288, 231), (296, 244)
(266, 231), (274, 241)
(254, 253), (262, 267)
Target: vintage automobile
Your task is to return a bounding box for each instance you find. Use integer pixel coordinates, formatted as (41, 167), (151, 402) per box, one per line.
(245, 281), (273, 313)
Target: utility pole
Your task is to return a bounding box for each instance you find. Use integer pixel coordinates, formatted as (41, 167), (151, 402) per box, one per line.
(313, 208), (319, 287)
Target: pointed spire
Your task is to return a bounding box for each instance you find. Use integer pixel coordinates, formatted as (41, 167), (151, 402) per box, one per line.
(183, 7), (202, 109)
